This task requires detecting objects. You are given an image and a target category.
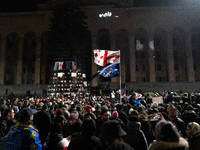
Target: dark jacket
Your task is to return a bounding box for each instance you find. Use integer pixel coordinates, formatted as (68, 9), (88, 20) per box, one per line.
(33, 110), (51, 144)
(95, 118), (104, 137)
(124, 121), (148, 150)
(117, 110), (129, 125)
(182, 112), (200, 127)
(68, 134), (100, 150)
(171, 117), (186, 137)
(147, 138), (189, 150)
(62, 119), (82, 138)
(68, 118), (100, 150)
(43, 133), (69, 150)
(189, 134), (200, 150)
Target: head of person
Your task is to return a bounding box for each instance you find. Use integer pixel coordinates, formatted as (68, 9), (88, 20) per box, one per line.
(100, 109), (110, 122)
(42, 104), (48, 111)
(50, 123), (62, 134)
(56, 109), (64, 116)
(167, 104), (177, 118)
(4, 108), (15, 119)
(112, 111), (119, 119)
(69, 113), (78, 125)
(18, 108), (36, 125)
(99, 120), (127, 146)
(5, 118), (16, 133)
(82, 118), (96, 136)
(186, 122), (200, 140)
(83, 105), (93, 114)
(155, 120), (180, 142)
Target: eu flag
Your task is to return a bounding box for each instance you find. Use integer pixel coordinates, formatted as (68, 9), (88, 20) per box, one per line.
(92, 63), (120, 80)
(65, 61), (71, 70)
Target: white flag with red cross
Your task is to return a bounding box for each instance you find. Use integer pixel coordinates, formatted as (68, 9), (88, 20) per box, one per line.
(93, 49), (120, 66)
(58, 62), (63, 70)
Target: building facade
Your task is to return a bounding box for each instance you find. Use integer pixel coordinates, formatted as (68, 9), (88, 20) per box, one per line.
(0, 0), (200, 91)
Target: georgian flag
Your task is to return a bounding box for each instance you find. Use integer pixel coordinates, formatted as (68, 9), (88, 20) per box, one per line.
(58, 62), (63, 70)
(93, 49), (120, 66)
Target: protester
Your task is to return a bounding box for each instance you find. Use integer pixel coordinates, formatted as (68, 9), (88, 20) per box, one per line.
(167, 104), (187, 137)
(43, 123), (69, 150)
(62, 113), (82, 140)
(4, 108), (42, 149)
(147, 120), (189, 150)
(68, 118), (100, 150)
(186, 122), (200, 150)
(95, 108), (110, 137)
(0, 108), (15, 145)
(33, 104), (51, 145)
(0, 118), (16, 150)
(93, 120), (127, 150)
(124, 115), (148, 150)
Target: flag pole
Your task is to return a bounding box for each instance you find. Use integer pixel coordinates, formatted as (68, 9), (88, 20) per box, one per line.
(119, 50), (122, 104)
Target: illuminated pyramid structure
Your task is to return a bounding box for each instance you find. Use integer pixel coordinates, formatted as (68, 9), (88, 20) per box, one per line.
(47, 60), (87, 98)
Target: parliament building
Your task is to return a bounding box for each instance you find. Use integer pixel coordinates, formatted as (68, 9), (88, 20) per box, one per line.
(0, 0), (200, 92)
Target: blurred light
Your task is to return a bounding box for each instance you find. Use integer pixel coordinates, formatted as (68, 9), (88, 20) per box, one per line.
(99, 11), (112, 18)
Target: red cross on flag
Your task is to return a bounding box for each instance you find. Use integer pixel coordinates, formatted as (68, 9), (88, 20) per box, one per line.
(93, 49), (120, 66)
(58, 62), (63, 70)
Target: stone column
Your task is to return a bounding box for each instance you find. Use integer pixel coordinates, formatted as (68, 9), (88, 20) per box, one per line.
(185, 32), (195, 81)
(148, 31), (156, 82)
(110, 34), (119, 83)
(129, 34), (136, 82)
(34, 37), (41, 84)
(91, 35), (98, 87)
(0, 38), (6, 85)
(16, 38), (23, 85)
(167, 31), (175, 82)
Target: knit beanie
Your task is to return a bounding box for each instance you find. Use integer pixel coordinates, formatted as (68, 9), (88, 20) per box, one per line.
(112, 111), (119, 119)
(69, 113), (78, 120)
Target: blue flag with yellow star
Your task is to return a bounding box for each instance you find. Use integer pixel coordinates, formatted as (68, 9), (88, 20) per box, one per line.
(92, 63), (120, 80)
(4, 125), (42, 150)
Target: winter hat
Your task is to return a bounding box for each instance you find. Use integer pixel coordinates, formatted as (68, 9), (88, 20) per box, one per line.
(69, 113), (78, 120)
(112, 111), (119, 119)
(129, 115), (139, 122)
(102, 105), (108, 110)
(188, 122), (200, 138)
(99, 120), (127, 141)
(82, 118), (96, 135)
(187, 105), (194, 110)
(56, 109), (64, 116)
(106, 101), (110, 105)
(13, 106), (19, 113)
(83, 105), (93, 113)
(50, 123), (62, 134)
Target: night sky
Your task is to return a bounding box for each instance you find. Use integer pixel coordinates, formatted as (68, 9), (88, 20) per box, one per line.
(0, 0), (199, 13)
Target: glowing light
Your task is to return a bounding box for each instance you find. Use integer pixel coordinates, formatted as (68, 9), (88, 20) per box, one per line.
(99, 12), (112, 18)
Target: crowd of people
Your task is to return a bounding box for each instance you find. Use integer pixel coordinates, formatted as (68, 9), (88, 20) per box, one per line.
(0, 90), (200, 150)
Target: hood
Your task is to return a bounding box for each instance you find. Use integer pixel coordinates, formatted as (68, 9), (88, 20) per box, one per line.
(148, 138), (189, 150)
(46, 133), (63, 147)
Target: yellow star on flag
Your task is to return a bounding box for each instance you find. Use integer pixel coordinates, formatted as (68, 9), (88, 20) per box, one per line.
(30, 142), (36, 150)
(110, 68), (112, 70)
(24, 128), (29, 130)
(29, 132), (36, 139)
(103, 73), (105, 75)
